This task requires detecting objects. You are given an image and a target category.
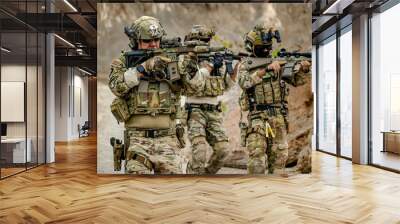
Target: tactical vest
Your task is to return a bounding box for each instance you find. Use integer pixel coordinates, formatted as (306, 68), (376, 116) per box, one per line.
(128, 80), (177, 114)
(131, 80), (180, 127)
(111, 78), (181, 129)
(239, 69), (289, 114)
(185, 75), (226, 97)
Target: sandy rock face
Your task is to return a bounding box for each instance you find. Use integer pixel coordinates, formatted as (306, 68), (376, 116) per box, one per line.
(287, 75), (313, 172)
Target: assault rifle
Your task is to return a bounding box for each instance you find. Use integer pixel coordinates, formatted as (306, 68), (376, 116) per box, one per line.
(277, 48), (311, 58)
(183, 39), (242, 76)
(124, 37), (242, 79)
(242, 48), (311, 80)
(197, 50), (242, 76)
(124, 45), (227, 68)
(124, 40), (226, 81)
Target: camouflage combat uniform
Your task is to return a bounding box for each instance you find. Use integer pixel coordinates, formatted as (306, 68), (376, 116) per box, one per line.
(109, 16), (186, 174)
(237, 26), (310, 174)
(179, 25), (235, 174)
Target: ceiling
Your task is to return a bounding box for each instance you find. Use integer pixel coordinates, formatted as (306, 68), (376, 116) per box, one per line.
(312, 0), (390, 44)
(0, 0), (97, 74)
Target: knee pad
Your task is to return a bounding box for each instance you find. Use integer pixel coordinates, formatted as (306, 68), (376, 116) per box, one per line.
(125, 159), (152, 174)
(191, 136), (207, 147)
(191, 136), (208, 155)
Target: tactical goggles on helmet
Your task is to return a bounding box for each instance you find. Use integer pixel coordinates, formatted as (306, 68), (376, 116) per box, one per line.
(261, 29), (281, 44)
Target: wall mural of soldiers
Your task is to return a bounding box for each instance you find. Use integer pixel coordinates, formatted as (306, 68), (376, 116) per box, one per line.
(99, 3), (313, 176)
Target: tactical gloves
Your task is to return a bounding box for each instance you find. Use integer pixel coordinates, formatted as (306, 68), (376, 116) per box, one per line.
(300, 60), (311, 73)
(141, 55), (171, 74)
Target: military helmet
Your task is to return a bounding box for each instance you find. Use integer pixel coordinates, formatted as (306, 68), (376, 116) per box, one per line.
(244, 25), (281, 54)
(124, 16), (166, 49)
(184, 25), (215, 42)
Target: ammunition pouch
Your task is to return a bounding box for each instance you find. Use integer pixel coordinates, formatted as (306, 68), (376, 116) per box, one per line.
(175, 123), (186, 148)
(110, 137), (125, 171)
(185, 103), (222, 113)
(126, 128), (174, 138)
(110, 97), (130, 123)
(239, 91), (249, 112)
(204, 76), (225, 96)
(132, 81), (175, 115)
(249, 103), (283, 116)
(239, 122), (248, 147)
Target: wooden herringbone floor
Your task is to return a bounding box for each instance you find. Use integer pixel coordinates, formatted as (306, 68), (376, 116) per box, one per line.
(1, 135), (400, 224)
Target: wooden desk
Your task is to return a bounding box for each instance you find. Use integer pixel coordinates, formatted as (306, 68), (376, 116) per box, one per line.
(382, 131), (400, 154)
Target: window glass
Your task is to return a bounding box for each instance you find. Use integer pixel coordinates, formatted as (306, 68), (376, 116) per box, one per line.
(317, 36), (337, 154)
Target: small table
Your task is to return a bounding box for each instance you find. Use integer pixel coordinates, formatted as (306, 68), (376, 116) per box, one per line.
(1, 138), (31, 165)
(381, 131), (400, 154)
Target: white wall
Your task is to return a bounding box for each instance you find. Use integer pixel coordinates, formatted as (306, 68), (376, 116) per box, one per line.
(55, 66), (69, 141)
(1, 65), (38, 138)
(1, 63), (46, 164)
(72, 73), (89, 138)
(55, 67), (89, 141)
(1, 65), (27, 140)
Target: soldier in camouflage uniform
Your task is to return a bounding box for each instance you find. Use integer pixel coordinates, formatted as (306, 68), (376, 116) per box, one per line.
(237, 26), (310, 175)
(109, 16), (186, 174)
(179, 25), (236, 174)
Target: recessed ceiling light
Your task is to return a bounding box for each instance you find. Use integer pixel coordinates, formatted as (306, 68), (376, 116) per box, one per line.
(1, 47), (11, 53)
(63, 0), (78, 12)
(78, 67), (93, 76)
(54, 34), (75, 48)
(323, 0), (355, 15)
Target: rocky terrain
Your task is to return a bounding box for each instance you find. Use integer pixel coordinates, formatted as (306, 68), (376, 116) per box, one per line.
(97, 3), (312, 174)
